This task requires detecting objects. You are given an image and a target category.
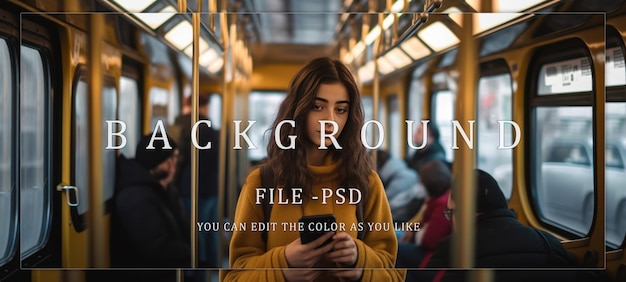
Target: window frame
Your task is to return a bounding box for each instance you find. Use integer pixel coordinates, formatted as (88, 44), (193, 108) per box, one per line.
(526, 38), (597, 239)
(477, 59), (514, 199)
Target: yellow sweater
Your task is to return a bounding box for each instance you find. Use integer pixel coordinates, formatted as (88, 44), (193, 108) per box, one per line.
(224, 158), (405, 281)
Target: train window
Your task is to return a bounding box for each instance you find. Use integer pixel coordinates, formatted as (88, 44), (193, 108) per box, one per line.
(0, 38), (15, 266)
(119, 76), (141, 157)
(606, 46), (625, 87)
(209, 94), (222, 130)
(407, 68), (425, 123)
(406, 64), (426, 155)
(477, 73), (513, 199)
(606, 102), (626, 248)
(248, 92), (285, 161)
(168, 80), (180, 125)
(532, 106), (593, 237)
(149, 86), (170, 130)
(605, 145), (624, 169)
(537, 56), (593, 95)
(102, 84), (117, 202)
(432, 90), (455, 163)
(387, 95), (400, 158)
(19, 45), (50, 257)
(74, 79), (90, 217)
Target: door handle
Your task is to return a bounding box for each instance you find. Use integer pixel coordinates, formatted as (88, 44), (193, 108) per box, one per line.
(57, 184), (79, 207)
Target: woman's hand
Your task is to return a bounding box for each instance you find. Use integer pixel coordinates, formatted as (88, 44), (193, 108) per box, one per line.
(326, 233), (362, 281)
(283, 232), (335, 282)
(284, 231), (335, 268)
(325, 232), (358, 266)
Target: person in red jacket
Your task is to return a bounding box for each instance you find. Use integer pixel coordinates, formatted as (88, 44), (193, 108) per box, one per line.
(396, 160), (452, 281)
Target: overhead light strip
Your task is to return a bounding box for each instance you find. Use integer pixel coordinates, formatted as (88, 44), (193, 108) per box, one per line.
(417, 21), (459, 52)
(165, 20), (193, 50)
(133, 5), (176, 29)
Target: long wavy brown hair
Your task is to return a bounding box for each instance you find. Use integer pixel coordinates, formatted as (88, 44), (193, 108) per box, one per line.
(264, 57), (372, 199)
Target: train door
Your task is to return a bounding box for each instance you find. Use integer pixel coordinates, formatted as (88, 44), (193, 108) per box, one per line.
(57, 17), (121, 269)
(58, 27), (90, 268)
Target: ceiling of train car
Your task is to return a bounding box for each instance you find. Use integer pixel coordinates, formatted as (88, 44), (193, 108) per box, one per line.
(243, 0), (344, 66)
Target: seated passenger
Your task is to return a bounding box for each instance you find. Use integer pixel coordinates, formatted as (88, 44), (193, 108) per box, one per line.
(396, 161), (452, 281)
(376, 150), (425, 222)
(110, 133), (190, 268)
(426, 169), (587, 282)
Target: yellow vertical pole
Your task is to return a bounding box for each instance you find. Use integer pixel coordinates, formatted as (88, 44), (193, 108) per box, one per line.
(227, 15), (238, 235)
(178, 0), (187, 13)
(209, 0), (217, 31)
(372, 12), (382, 164)
(217, 12), (230, 268)
(451, 13), (477, 269)
(191, 12), (201, 269)
(88, 12), (107, 268)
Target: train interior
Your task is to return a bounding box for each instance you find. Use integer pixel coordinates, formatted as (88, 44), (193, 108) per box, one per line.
(1, 0), (626, 281)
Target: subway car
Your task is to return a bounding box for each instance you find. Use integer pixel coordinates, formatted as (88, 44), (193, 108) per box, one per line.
(1, 0), (625, 281)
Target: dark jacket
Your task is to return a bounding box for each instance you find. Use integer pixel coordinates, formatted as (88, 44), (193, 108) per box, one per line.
(110, 155), (191, 268)
(406, 142), (446, 173)
(174, 113), (220, 198)
(426, 209), (590, 282)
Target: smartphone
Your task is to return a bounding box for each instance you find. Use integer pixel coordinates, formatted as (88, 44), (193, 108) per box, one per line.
(298, 214), (336, 248)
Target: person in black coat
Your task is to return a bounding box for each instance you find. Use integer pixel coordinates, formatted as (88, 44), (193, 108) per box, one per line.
(424, 169), (604, 282)
(110, 133), (190, 269)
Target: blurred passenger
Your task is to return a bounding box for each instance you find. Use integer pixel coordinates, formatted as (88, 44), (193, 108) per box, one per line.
(110, 133), (190, 268)
(396, 161), (452, 281)
(172, 94), (220, 268)
(406, 122), (446, 173)
(376, 150), (425, 222)
(426, 169), (590, 282)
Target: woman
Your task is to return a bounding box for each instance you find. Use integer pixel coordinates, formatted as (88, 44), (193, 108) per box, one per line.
(225, 57), (403, 281)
